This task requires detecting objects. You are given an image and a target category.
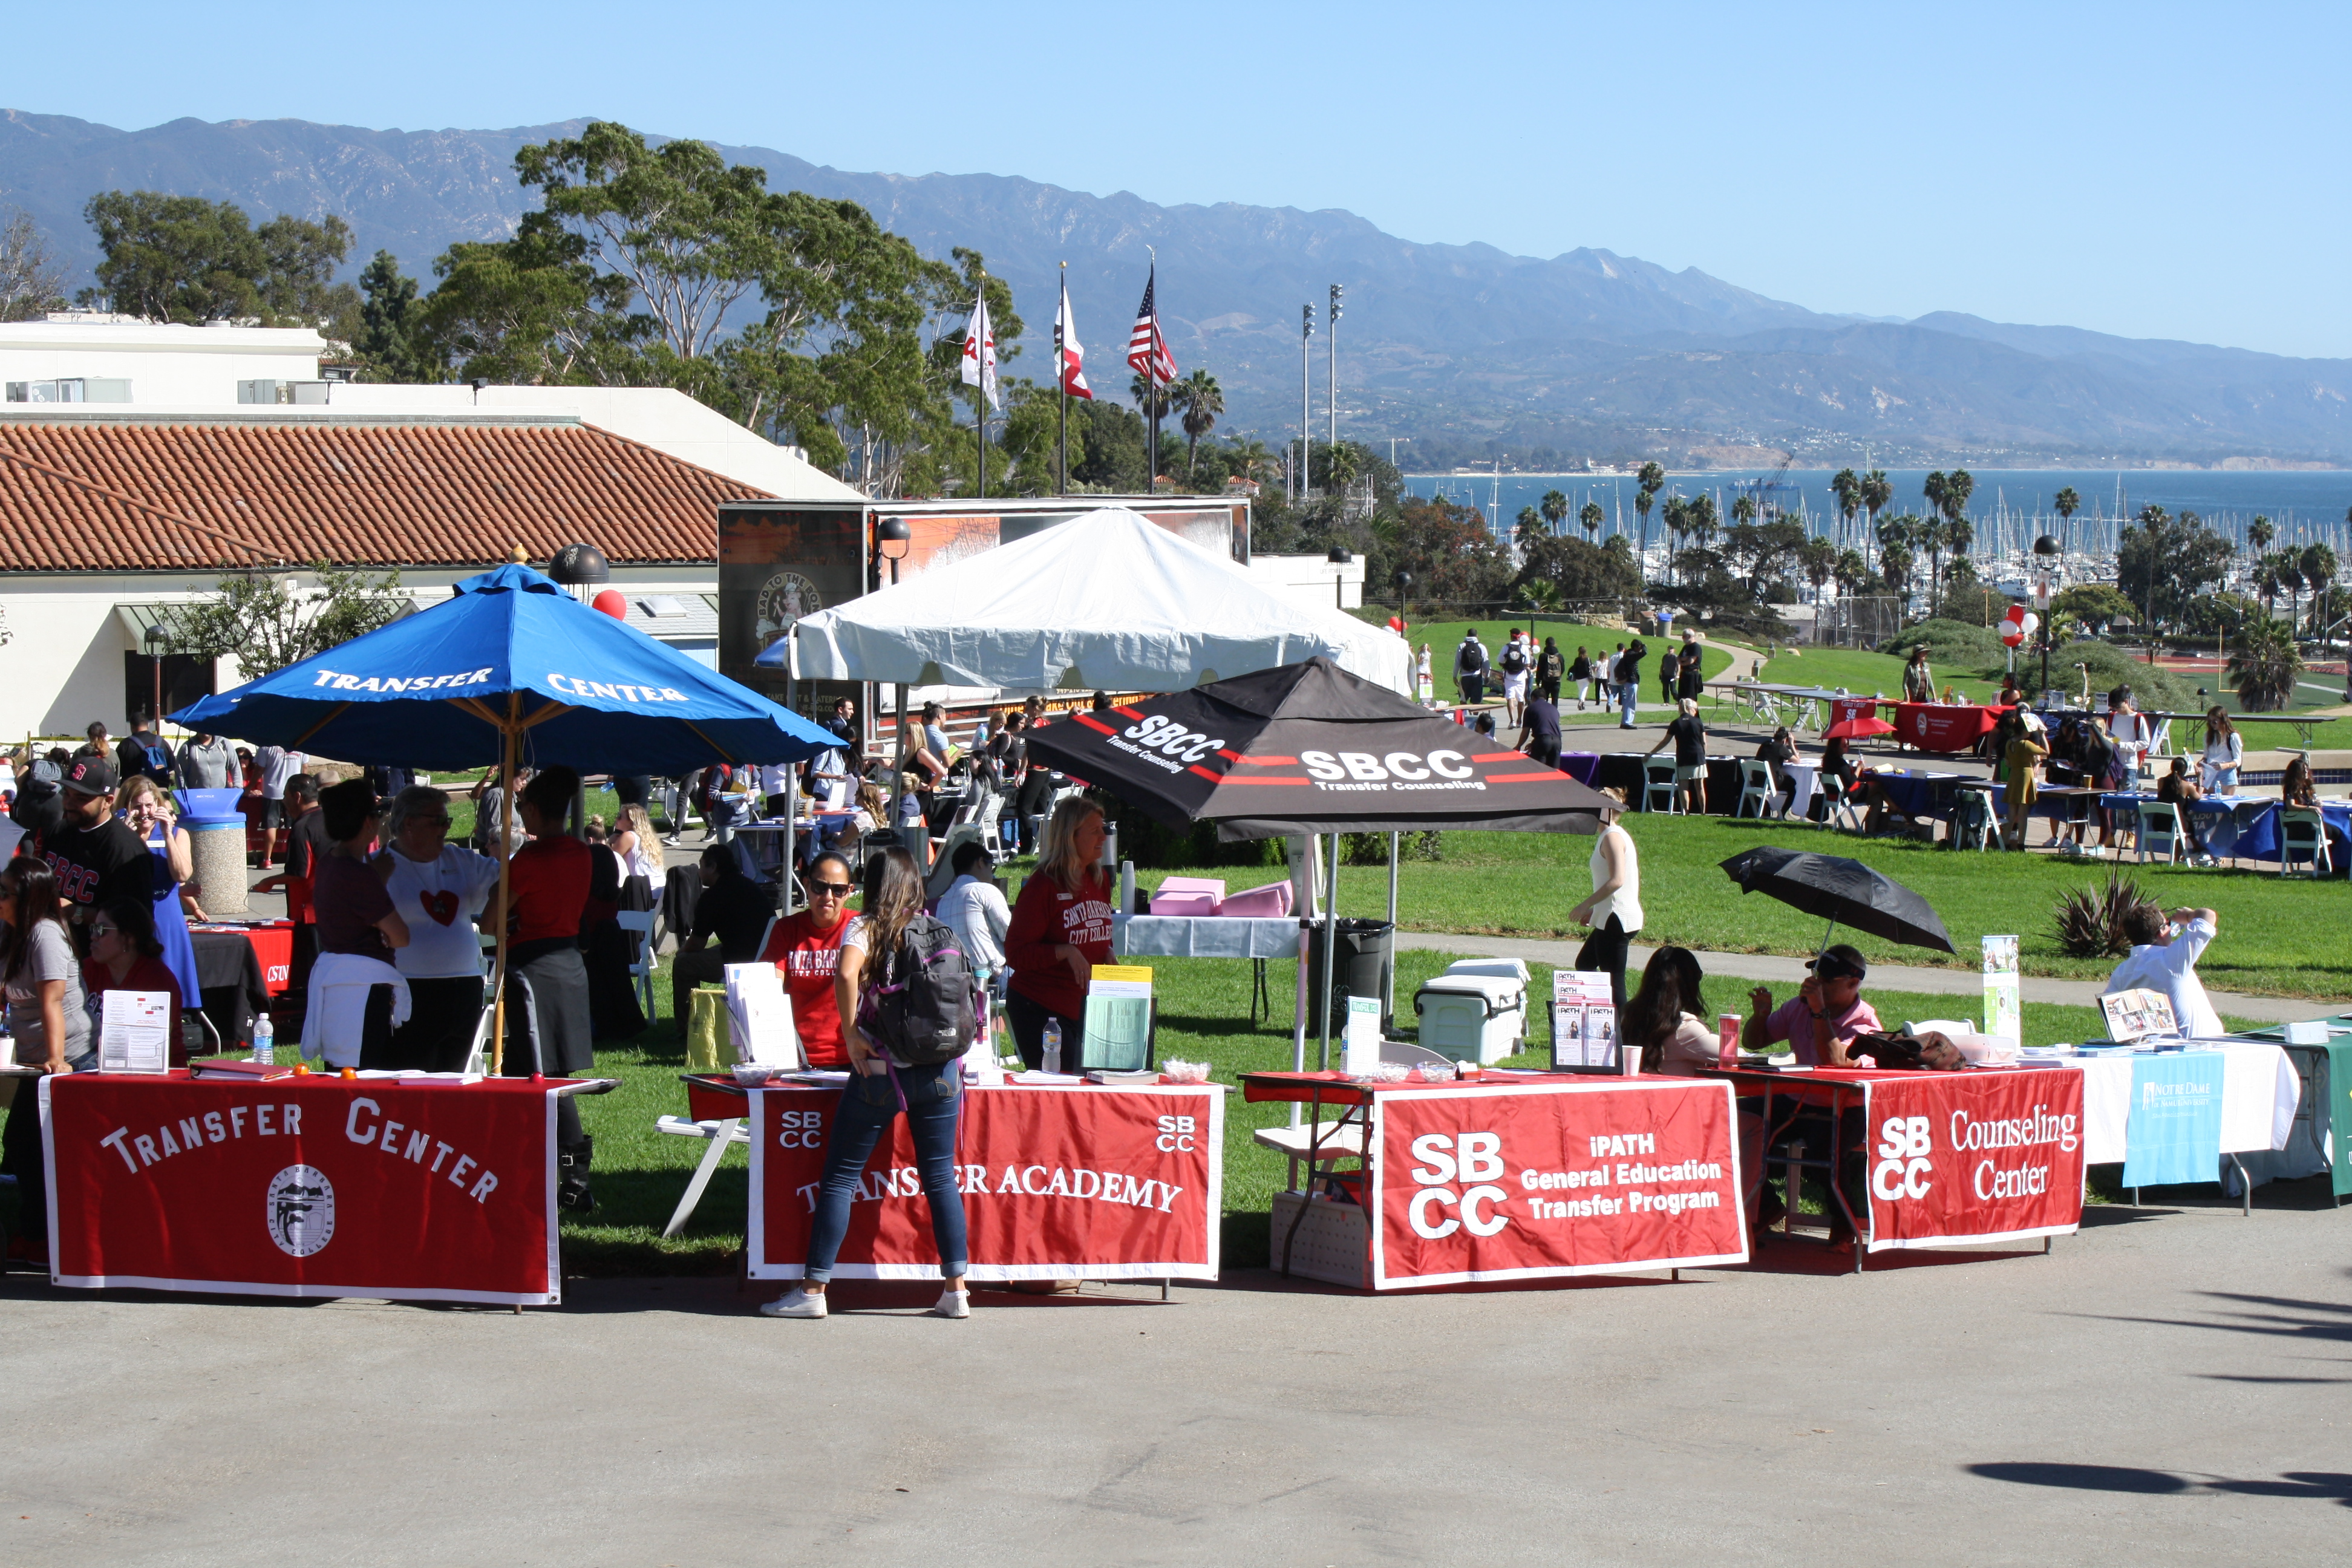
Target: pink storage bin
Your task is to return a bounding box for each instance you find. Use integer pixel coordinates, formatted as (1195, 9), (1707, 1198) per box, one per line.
(1149, 891), (1223, 917)
(1218, 880), (1293, 918)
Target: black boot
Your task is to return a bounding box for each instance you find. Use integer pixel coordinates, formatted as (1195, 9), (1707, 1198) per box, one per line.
(557, 1135), (595, 1215)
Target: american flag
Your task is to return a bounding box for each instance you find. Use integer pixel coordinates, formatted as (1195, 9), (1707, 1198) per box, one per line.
(1126, 265), (1177, 387)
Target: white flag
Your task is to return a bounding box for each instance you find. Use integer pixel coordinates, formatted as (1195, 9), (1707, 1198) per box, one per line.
(959, 286), (999, 411)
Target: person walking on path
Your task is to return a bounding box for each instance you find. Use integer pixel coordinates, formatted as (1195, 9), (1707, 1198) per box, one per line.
(1537, 637), (1565, 705)
(1567, 788), (1642, 1007)
(1616, 641), (1647, 729)
(1568, 645), (1592, 710)
(1454, 630), (1489, 708)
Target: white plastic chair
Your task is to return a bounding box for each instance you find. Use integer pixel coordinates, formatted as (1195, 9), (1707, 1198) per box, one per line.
(2279, 808), (2332, 878)
(1642, 758), (1680, 814)
(1734, 759), (1783, 820)
(2135, 801), (2184, 865)
(615, 909), (658, 1020)
(1822, 776), (1866, 834)
(655, 1114), (751, 1237)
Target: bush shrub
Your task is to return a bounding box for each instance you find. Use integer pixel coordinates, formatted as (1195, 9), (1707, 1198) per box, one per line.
(1879, 618), (2008, 668)
(2019, 640), (2204, 711)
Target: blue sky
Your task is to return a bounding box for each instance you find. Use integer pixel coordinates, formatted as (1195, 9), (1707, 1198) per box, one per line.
(9, 1), (2348, 356)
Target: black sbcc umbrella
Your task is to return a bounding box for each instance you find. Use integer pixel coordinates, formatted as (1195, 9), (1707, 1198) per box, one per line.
(1718, 845), (1955, 955)
(1022, 656), (1615, 837)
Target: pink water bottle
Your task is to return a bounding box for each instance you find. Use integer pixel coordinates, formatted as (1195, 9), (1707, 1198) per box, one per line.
(1718, 1014), (1742, 1069)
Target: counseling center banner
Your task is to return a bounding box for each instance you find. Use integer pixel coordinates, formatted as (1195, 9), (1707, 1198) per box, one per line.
(749, 1083), (1223, 1282)
(42, 1074), (564, 1304)
(1861, 1070), (2086, 1253)
(1368, 1080), (1748, 1290)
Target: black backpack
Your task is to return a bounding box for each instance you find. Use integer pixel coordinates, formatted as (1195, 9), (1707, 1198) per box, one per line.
(862, 913), (979, 1065)
(1458, 640), (1487, 676)
(1501, 642), (1528, 674)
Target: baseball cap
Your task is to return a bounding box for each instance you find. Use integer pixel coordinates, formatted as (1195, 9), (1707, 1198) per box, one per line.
(1807, 944), (1869, 983)
(61, 757), (119, 797)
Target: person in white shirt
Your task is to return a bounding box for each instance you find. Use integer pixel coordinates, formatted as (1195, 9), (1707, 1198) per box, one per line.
(2106, 687), (2152, 783)
(2104, 904), (2224, 1039)
(253, 743), (306, 867)
(933, 841), (1011, 983)
(2200, 708), (2243, 794)
(376, 785), (503, 1070)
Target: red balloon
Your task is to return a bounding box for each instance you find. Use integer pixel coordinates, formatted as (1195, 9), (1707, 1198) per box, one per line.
(592, 589), (629, 620)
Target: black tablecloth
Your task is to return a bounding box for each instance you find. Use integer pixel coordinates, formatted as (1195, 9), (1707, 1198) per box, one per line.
(188, 929), (269, 1051)
(1595, 753), (1746, 811)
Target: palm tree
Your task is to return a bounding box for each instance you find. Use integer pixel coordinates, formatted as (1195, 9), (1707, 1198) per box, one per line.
(1685, 493), (1719, 554)
(1942, 469), (1975, 523)
(1515, 505), (1544, 551)
(1731, 492), (1758, 528)
(1635, 462), (1664, 570)
(2314, 538), (2343, 655)
(2256, 550), (2284, 617)
(1861, 469), (1892, 566)
(1799, 536), (1837, 603)
(2052, 486), (2080, 554)
(1881, 543), (1916, 606)
(2228, 613), (2303, 711)
(1223, 435), (1273, 486)
(1661, 496), (1689, 584)
(1173, 369), (1223, 478)
(2272, 549), (2305, 640)
(1321, 442), (1362, 495)
(1830, 468), (1861, 550)
(1540, 488), (1569, 538)
(1834, 547), (1869, 598)
(1920, 518), (1949, 618)
(2248, 514), (2274, 559)
(1579, 500), (1604, 543)
(1938, 517), (1975, 617)
(1922, 471), (1949, 531)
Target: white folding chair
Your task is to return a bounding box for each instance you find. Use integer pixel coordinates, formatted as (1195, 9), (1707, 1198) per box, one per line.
(1952, 786), (2001, 852)
(1642, 758), (1680, 814)
(2279, 808), (2332, 878)
(615, 909), (658, 1020)
(1822, 776), (1865, 834)
(655, 1115), (751, 1237)
(2135, 801), (2185, 866)
(462, 1001), (494, 1077)
(1734, 759), (1783, 820)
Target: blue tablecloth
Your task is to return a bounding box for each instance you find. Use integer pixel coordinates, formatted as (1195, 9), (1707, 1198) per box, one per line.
(2098, 794), (2349, 862)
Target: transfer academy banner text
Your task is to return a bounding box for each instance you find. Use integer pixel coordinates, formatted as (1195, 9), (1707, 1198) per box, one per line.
(749, 1083), (1222, 1281)
(1369, 1080), (1746, 1289)
(42, 1073), (565, 1304)
(1860, 1070), (2085, 1253)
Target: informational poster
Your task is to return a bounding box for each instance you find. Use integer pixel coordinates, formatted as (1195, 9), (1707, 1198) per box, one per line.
(2121, 1051), (2226, 1187)
(1982, 935), (2020, 1048)
(97, 990), (173, 1074)
(1083, 965), (1154, 1073)
(1343, 995), (1383, 1076)
(1550, 971), (1619, 1071)
(2100, 988), (2178, 1045)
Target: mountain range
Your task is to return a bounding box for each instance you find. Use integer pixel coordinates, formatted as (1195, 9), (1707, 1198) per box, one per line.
(4, 108), (2348, 468)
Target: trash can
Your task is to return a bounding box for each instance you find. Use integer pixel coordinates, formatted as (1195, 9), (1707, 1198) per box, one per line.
(1307, 917), (1394, 1037)
(185, 815), (250, 916)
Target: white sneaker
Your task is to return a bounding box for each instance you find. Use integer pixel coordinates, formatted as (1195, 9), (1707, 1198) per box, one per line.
(932, 1287), (970, 1319)
(759, 1287), (826, 1319)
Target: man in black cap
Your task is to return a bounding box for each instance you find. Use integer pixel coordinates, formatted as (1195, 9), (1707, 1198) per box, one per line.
(1741, 943), (1884, 1067)
(39, 757), (152, 953)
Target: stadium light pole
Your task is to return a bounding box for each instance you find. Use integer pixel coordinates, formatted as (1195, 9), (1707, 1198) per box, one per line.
(1328, 284), (1343, 457)
(1300, 304), (1315, 502)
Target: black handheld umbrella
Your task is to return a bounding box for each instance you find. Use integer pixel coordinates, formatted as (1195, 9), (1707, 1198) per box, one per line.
(1718, 846), (1955, 955)
(1022, 656), (1614, 838)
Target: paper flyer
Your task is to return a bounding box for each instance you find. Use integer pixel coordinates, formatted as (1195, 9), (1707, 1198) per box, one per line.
(1550, 971), (1618, 1070)
(1981, 935), (2020, 1047)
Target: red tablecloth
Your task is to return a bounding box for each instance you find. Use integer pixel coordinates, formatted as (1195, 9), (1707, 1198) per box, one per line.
(746, 1081), (1223, 1283)
(1713, 1067), (2085, 1254)
(189, 921), (296, 995)
(1889, 702), (2007, 753)
(41, 1070), (582, 1304)
(1243, 1071), (1748, 1289)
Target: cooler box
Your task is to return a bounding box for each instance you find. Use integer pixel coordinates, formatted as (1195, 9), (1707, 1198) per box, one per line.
(1440, 956), (1529, 985)
(1149, 877), (1226, 917)
(1413, 973), (1527, 1064)
(1220, 880), (1293, 918)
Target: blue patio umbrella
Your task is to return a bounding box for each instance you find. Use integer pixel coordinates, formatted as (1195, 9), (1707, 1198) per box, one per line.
(174, 563), (836, 1067)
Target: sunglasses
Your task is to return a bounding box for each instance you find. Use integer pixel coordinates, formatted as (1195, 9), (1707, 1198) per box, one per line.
(91, 923), (117, 938)
(808, 881), (852, 897)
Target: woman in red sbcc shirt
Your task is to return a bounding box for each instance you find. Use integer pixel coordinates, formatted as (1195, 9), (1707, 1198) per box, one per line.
(1001, 797), (1112, 1070)
(500, 765), (601, 1212)
(754, 850), (857, 1067)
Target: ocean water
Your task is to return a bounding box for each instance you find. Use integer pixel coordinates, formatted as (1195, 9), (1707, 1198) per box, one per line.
(1404, 468), (2352, 557)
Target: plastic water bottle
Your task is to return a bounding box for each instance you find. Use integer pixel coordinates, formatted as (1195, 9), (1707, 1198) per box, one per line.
(252, 1014), (275, 1065)
(1042, 1019), (1062, 1075)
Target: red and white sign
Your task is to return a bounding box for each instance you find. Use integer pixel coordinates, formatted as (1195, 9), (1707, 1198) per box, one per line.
(749, 1083), (1223, 1282)
(1892, 702), (2004, 753)
(1857, 1070), (2085, 1252)
(42, 1072), (567, 1304)
(1368, 1080), (1746, 1289)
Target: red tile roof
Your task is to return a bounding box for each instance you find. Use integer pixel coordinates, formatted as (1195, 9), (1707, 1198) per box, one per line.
(0, 417), (771, 572)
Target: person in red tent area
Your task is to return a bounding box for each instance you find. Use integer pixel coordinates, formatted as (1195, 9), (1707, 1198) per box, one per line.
(83, 897), (185, 1062)
(1001, 795), (1112, 1070)
(754, 850), (858, 1068)
(500, 765), (604, 1212)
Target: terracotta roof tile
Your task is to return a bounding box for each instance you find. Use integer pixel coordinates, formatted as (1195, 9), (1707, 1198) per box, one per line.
(0, 419), (772, 572)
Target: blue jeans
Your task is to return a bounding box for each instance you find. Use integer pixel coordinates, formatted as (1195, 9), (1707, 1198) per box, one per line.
(1619, 681), (1639, 725)
(803, 1057), (969, 1282)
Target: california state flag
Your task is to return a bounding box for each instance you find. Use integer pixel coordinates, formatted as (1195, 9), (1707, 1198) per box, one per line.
(959, 286), (999, 410)
(1056, 275), (1093, 400)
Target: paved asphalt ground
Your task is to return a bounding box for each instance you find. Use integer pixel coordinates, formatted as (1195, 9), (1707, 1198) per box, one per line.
(5, 1177), (2347, 1567)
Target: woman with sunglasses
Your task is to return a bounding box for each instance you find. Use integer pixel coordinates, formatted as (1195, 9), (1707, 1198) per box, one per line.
(82, 897), (185, 1056)
(377, 784), (502, 1071)
(755, 851), (859, 1068)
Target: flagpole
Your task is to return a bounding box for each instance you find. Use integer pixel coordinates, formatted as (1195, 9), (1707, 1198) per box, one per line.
(1147, 254), (1160, 492)
(977, 271), (988, 500)
(1057, 263), (1068, 497)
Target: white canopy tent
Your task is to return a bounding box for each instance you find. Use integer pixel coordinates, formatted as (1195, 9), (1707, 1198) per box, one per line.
(769, 506), (1412, 694)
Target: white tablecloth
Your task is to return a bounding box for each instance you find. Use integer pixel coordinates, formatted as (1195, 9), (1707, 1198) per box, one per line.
(2063, 1042), (2299, 1166)
(1783, 761), (1819, 820)
(1112, 914), (1303, 961)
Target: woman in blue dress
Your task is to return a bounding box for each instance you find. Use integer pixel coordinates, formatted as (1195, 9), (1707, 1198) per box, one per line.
(115, 776), (201, 1011)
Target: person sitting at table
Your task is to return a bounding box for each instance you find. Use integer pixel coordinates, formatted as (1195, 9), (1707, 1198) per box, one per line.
(753, 849), (858, 1068)
(501, 766), (601, 1210)
(1, 855), (91, 1261)
(1646, 698), (1711, 814)
(1754, 726), (1796, 817)
(1998, 708), (2048, 849)
(934, 840), (1011, 989)
(1817, 735), (1860, 825)
(2201, 708), (2243, 794)
(760, 846), (970, 1322)
(306, 778), (411, 1069)
(82, 896), (184, 1059)
(1624, 944), (1774, 1223)
(2155, 757), (2213, 866)
(670, 842), (778, 1040)
(377, 784), (501, 1071)
(1002, 795), (1113, 1070)
(1567, 787), (1642, 1007)
(2282, 754), (2319, 809)
(1741, 944), (1883, 1066)
(2105, 904), (2224, 1039)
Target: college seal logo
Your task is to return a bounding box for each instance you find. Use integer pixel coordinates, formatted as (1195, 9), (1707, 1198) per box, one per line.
(756, 572), (822, 648)
(266, 1165), (336, 1257)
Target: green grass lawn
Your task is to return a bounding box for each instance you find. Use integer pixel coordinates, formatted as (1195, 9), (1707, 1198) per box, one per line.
(1760, 647), (1913, 697)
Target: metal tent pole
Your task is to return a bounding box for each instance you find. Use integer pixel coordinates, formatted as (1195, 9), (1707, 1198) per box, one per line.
(1318, 831), (1340, 1071)
(1385, 829), (1400, 1024)
(489, 693), (519, 1075)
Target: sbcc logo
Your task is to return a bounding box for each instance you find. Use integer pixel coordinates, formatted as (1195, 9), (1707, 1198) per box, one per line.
(1406, 1131), (1508, 1239)
(1872, 1116), (1934, 1201)
(266, 1164), (336, 1256)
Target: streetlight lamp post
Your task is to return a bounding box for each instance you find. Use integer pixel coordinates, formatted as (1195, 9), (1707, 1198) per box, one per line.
(877, 517), (913, 855)
(143, 622), (169, 737)
(2033, 534), (2061, 704)
(1299, 304), (1314, 503)
(1327, 545), (1353, 610)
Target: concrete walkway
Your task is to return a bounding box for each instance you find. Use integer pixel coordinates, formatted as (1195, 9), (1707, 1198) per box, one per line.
(1396, 930), (2327, 1024)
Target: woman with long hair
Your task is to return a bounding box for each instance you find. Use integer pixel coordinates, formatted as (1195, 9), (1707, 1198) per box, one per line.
(762, 847), (970, 1321)
(1621, 945), (1714, 1074)
(2201, 708), (2243, 794)
(753, 850), (859, 1068)
(1001, 795), (1113, 1069)
(114, 774), (203, 1003)
(1567, 788), (1642, 1007)
(2282, 754), (2319, 809)
(83, 895), (185, 1052)
(2, 855), (91, 1258)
